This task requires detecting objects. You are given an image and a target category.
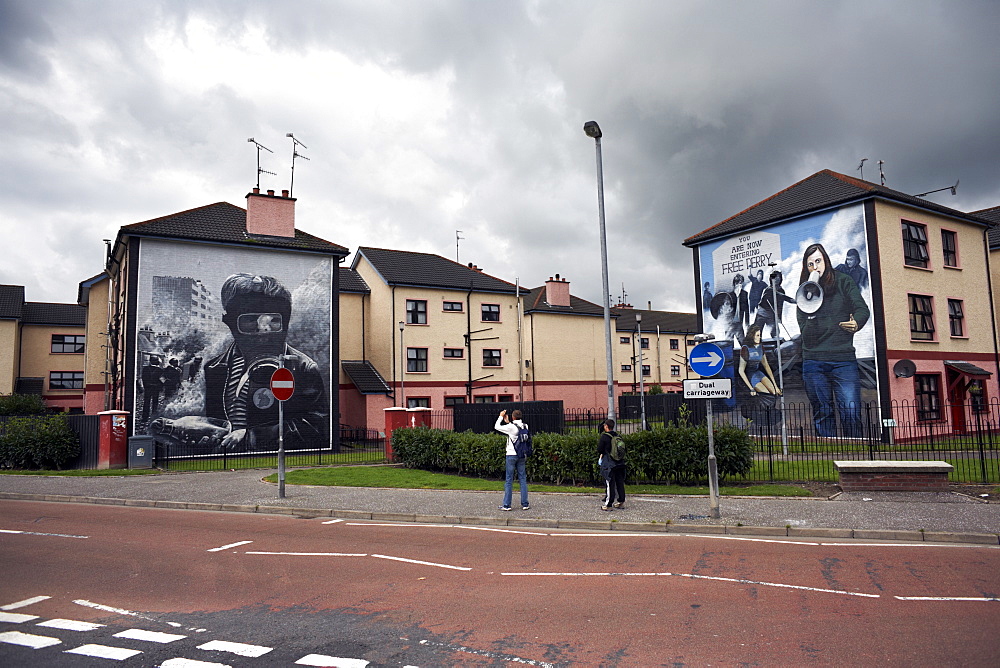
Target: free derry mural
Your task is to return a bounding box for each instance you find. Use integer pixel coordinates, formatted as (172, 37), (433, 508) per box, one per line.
(697, 203), (877, 438)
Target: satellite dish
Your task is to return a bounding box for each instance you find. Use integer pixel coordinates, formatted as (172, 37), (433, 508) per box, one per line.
(894, 359), (916, 378)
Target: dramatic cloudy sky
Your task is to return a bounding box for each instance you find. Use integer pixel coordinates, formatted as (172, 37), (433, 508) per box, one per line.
(3, 0), (999, 311)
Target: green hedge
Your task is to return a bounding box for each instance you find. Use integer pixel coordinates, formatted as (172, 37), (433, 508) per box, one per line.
(391, 419), (754, 486)
(0, 393), (50, 416)
(0, 414), (81, 470)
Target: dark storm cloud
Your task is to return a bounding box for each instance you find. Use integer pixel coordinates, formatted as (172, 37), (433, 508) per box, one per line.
(1, 0), (998, 312)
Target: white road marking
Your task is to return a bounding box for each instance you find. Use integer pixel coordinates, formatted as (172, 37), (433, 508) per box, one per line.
(197, 639), (274, 657)
(0, 630), (61, 648)
(296, 654), (370, 666)
(114, 628), (187, 643)
(0, 528), (88, 539)
(1, 595), (51, 610)
(74, 599), (149, 619)
(371, 554), (472, 571)
(501, 571), (880, 598)
(161, 658), (233, 667)
(895, 596), (1000, 602)
(65, 643), (143, 660)
(38, 619), (104, 631)
(246, 551), (367, 557)
(0, 611), (39, 623)
(207, 540), (253, 552)
(161, 659), (233, 667)
(321, 519), (344, 524)
(347, 522), (548, 535)
(420, 638), (553, 666)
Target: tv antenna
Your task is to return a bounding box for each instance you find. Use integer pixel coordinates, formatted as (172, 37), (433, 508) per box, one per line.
(877, 160), (886, 186)
(456, 230), (465, 262)
(247, 138), (276, 189)
(856, 158), (868, 181)
(915, 180), (959, 198)
(286, 133), (310, 197)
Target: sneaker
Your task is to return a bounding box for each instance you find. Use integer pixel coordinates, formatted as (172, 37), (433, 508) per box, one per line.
(499, 505), (512, 511)
(614, 502), (624, 509)
(521, 504), (530, 510)
(601, 505), (613, 511)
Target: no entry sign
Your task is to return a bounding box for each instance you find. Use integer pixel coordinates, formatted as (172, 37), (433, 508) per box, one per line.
(270, 367), (295, 401)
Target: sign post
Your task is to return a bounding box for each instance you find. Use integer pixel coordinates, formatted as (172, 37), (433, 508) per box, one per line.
(270, 365), (295, 499)
(688, 338), (725, 519)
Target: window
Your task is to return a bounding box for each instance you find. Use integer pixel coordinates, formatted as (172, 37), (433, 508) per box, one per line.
(686, 340), (696, 346)
(443, 348), (464, 359)
(474, 395), (495, 403)
(444, 396), (466, 408)
(914, 374), (942, 421)
(671, 365), (681, 376)
(902, 221), (929, 268)
(620, 337), (630, 344)
(670, 339), (679, 350)
(640, 337), (649, 349)
(481, 303), (500, 322)
(50, 371), (83, 390)
(908, 294), (935, 341)
(406, 347), (428, 372)
(407, 398), (430, 408)
(443, 301), (463, 312)
(483, 349), (502, 367)
(498, 394), (513, 402)
(406, 299), (427, 324)
(642, 365), (651, 377)
(621, 364), (632, 372)
(51, 334), (85, 354)
(941, 230), (958, 267)
(948, 299), (964, 337)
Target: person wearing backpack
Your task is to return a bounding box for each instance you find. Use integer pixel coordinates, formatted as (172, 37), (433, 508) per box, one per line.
(494, 409), (530, 511)
(597, 418), (626, 510)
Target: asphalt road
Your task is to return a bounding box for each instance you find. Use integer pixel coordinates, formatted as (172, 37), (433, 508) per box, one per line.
(2, 500), (999, 666)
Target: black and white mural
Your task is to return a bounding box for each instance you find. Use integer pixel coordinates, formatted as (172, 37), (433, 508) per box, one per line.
(134, 240), (332, 455)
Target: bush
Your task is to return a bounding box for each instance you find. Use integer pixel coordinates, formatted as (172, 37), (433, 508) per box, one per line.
(0, 393), (50, 416)
(0, 414), (81, 470)
(392, 410), (754, 487)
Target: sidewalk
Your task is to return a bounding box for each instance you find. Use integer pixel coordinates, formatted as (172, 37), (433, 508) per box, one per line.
(1, 470), (998, 544)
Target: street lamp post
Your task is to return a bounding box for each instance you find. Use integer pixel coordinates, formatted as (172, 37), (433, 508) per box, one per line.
(636, 312), (646, 431)
(398, 320), (406, 408)
(584, 120), (616, 421)
(768, 263), (789, 456)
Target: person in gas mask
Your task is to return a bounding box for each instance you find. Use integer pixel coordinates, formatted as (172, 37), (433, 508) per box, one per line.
(203, 273), (328, 451)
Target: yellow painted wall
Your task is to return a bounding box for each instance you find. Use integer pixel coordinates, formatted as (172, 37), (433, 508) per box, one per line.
(338, 291), (367, 385)
(874, 201), (993, 353)
(83, 277), (110, 386)
(0, 319), (19, 394)
(19, 323), (86, 402)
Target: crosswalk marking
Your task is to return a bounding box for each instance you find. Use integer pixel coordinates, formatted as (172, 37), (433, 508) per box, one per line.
(296, 654), (370, 666)
(160, 658), (233, 667)
(0, 611), (39, 623)
(37, 618), (104, 631)
(1, 595), (51, 610)
(198, 639), (274, 657)
(0, 630), (61, 649)
(207, 540), (253, 552)
(114, 628), (187, 643)
(65, 643), (143, 660)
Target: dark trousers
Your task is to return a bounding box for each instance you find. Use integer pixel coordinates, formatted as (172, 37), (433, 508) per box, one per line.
(603, 464), (626, 506)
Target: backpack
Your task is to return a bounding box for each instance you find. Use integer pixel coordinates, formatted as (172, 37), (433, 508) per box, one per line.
(610, 434), (626, 463)
(514, 425), (533, 458)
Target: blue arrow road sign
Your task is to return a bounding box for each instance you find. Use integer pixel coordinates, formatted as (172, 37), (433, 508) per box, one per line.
(689, 342), (725, 377)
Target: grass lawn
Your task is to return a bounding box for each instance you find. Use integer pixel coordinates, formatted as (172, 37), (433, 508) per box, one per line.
(263, 465), (816, 497)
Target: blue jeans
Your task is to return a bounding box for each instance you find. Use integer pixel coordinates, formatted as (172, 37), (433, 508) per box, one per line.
(802, 359), (862, 438)
(503, 455), (528, 508)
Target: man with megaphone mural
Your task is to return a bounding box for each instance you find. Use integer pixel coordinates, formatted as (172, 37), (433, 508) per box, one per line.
(796, 243), (870, 438)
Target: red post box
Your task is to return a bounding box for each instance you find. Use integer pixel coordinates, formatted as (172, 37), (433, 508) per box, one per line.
(97, 410), (130, 470)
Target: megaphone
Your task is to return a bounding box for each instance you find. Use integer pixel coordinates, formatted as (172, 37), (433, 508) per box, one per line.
(795, 271), (824, 314)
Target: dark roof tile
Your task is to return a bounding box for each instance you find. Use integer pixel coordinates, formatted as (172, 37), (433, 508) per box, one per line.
(342, 360), (392, 394)
(612, 309), (698, 334)
(22, 302), (87, 326)
(355, 247), (519, 294)
(0, 284), (25, 319)
(339, 268), (370, 294)
(522, 286), (606, 316)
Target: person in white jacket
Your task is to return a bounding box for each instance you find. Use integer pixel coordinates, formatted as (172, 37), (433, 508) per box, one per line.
(494, 409), (529, 510)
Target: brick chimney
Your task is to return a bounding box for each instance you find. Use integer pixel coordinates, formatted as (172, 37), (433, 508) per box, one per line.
(544, 274), (571, 307)
(246, 187), (296, 237)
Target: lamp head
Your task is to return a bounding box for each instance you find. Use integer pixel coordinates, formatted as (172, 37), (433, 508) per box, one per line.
(583, 121), (602, 139)
(398, 321), (405, 332)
